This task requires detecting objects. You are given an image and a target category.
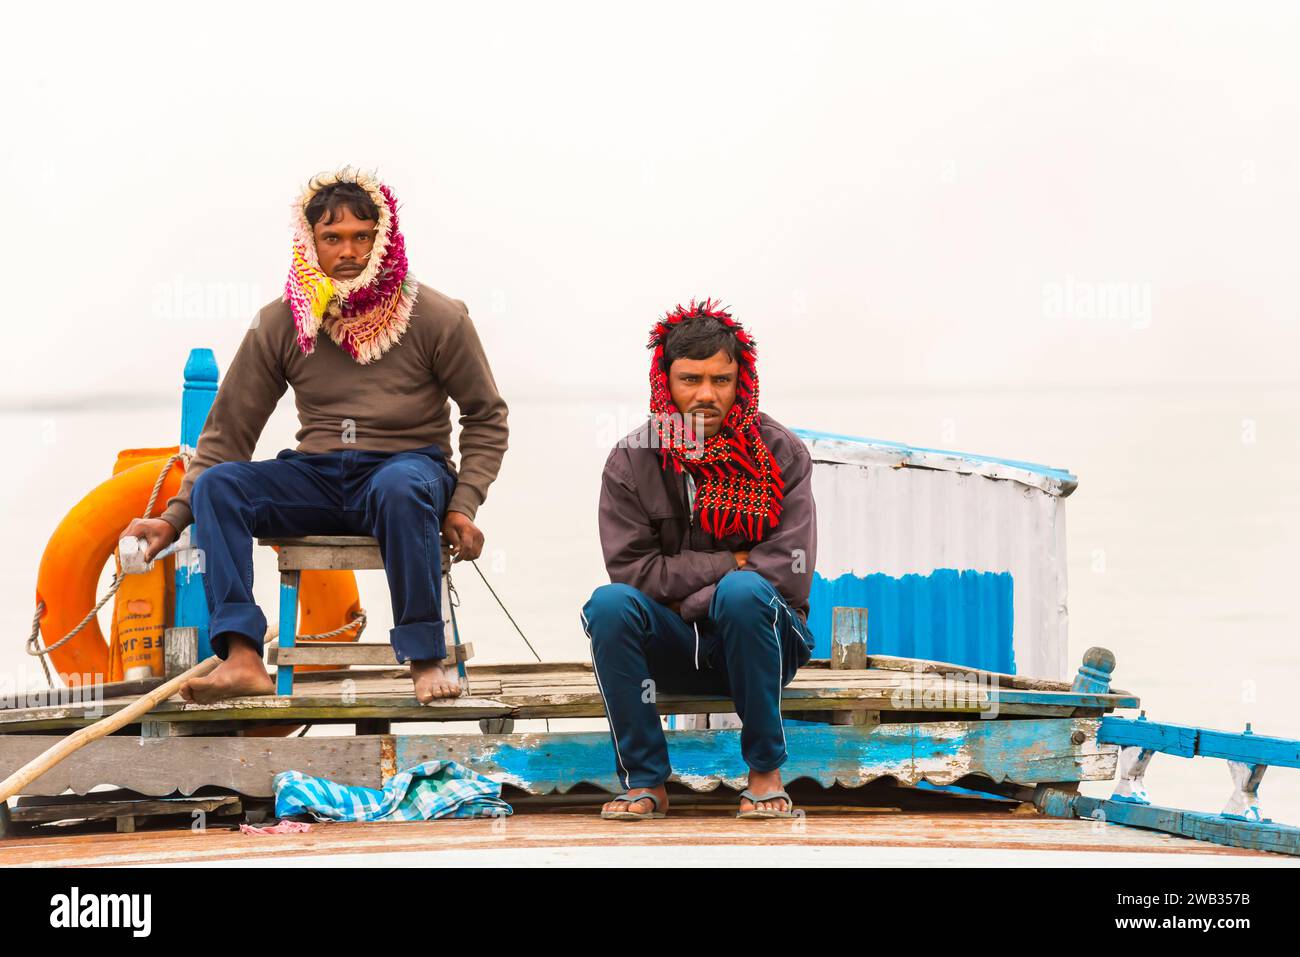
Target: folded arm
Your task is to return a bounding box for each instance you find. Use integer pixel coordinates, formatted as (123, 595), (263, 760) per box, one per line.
(678, 437), (817, 621)
(599, 451), (737, 605)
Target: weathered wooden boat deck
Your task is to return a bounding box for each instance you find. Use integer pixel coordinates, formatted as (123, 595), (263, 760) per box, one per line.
(0, 657), (1139, 732)
(0, 808), (1286, 867)
(4, 652), (1197, 862)
(0, 655), (1142, 806)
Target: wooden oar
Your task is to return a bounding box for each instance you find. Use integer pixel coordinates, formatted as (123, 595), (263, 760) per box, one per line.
(0, 656), (220, 806)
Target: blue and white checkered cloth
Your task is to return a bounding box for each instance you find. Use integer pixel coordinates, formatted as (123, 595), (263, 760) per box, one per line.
(273, 760), (513, 822)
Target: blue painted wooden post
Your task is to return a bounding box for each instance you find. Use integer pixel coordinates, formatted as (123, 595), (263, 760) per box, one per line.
(1070, 646), (1114, 694)
(276, 570), (301, 696)
(174, 348), (218, 660)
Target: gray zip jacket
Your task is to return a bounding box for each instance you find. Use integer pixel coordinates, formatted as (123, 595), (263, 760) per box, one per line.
(597, 412), (817, 623)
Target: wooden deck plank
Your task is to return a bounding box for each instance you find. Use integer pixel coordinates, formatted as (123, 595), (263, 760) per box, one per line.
(0, 664), (1138, 731)
(273, 642), (474, 666)
(1068, 795), (1300, 857)
(392, 718), (1117, 794)
(863, 654), (1133, 697)
(11, 795), (241, 826)
(0, 736), (385, 797)
(0, 811), (1276, 867)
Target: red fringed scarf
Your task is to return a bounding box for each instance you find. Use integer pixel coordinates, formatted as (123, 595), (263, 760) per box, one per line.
(648, 298), (785, 542)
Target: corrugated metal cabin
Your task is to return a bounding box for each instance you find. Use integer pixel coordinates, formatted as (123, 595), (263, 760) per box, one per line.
(797, 428), (1076, 681)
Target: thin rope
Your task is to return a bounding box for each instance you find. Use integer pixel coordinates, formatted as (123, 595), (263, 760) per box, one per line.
(296, 611), (366, 642)
(462, 559), (548, 732)
(446, 571), (468, 684)
(469, 559), (542, 663)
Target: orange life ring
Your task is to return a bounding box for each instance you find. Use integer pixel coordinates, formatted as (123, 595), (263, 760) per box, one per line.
(34, 449), (362, 685)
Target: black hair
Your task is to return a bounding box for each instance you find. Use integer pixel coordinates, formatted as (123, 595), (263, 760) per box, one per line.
(304, 182), (380, 228)
(661, 316), (741, 374)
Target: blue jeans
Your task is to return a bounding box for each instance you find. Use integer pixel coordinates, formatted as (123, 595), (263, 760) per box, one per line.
(190, 443), (457, 663)
(580, 571), (816, 790)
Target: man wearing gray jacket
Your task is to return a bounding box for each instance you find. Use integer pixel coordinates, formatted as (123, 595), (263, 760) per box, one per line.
(581, 299), (817, 820)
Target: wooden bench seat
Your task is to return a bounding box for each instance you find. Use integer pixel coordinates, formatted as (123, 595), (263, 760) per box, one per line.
(258, 535), (469, 694)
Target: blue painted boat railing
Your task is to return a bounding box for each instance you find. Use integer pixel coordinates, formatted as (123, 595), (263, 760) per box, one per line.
(1036, 714), (1300, 856)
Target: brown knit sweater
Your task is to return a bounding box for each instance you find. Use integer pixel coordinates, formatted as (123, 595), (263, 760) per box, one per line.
(159, 284), (509, 534)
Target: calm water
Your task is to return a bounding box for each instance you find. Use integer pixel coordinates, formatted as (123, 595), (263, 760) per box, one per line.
(4, 385), (1298, 823)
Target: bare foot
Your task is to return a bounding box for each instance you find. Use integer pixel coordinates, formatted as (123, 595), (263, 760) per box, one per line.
(180, 635), (274, 704)
(601, 784), (669, 818)
(739, 768), (791, 815)
(411, 659), (463, 702)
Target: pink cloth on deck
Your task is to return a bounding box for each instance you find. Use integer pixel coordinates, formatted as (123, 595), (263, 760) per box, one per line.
(239, 820), (314, 836)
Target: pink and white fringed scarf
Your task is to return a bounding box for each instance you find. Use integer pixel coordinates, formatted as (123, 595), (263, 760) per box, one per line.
(284, 167), (418, 365)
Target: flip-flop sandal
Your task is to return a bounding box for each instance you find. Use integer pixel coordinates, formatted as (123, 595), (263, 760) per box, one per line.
(600, 791), (667, 820)
(736, 788), (797, 819)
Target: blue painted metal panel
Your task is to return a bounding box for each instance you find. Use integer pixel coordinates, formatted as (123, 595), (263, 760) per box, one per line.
(808, 569), (1015, 674)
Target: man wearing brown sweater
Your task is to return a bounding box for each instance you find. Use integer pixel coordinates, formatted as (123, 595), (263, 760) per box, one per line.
(122, 168), (508, 704)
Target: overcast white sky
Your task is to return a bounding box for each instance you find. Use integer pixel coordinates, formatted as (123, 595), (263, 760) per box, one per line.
(2, 1), (1296, 407)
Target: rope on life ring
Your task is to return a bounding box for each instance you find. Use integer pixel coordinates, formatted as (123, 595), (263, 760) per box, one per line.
(26, 451), (191, 685)
(26, 450), (368, 688)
